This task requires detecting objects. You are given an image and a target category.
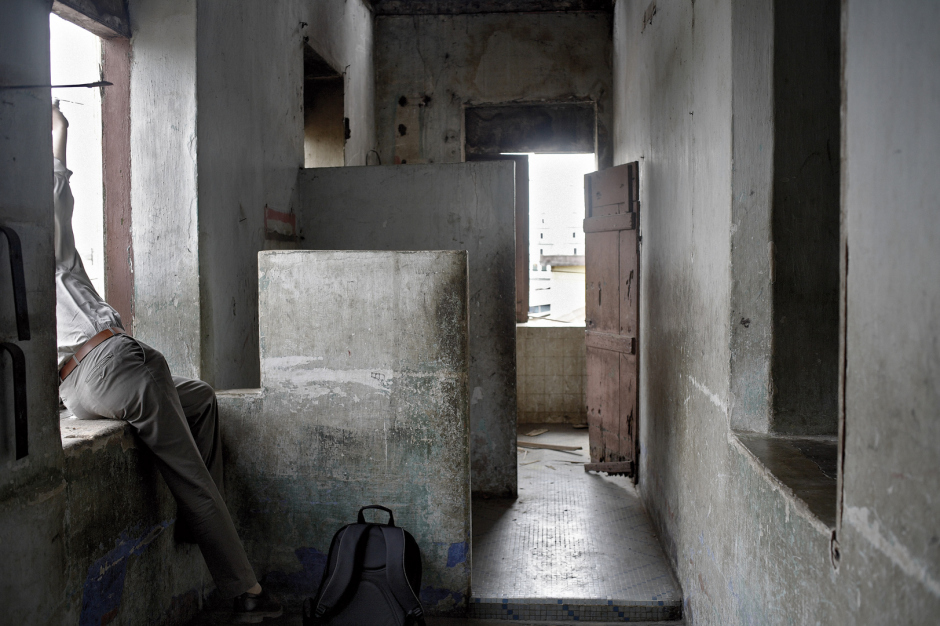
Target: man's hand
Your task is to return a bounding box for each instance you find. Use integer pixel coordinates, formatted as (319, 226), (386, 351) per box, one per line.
(52, 99), (68, 166)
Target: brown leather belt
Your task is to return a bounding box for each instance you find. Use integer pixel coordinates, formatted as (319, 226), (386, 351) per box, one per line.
(59, 327), (125, 382)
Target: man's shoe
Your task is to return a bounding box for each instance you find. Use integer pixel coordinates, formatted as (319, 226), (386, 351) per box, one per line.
(233, 588), (283, 623)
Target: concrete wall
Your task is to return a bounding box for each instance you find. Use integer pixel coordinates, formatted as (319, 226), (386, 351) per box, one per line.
(219, 250), (471, 613)
(0, 2), (69, 623)
(614, 0), (940, 622)
(60, 420), (210, 625)
(195, 0), (375, 389)
(128, 0), (201, 379)
(727, 0), (774, 434)
(374, 12), (613, 168)
(517, 324), (587, 424)
(293, 162), (517, 496)
(126, 0), (375, 388)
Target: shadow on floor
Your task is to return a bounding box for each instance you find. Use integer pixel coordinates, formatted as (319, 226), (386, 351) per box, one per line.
(470, 424), (681, 622)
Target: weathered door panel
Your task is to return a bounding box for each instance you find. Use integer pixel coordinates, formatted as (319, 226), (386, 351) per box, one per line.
(618, 352), (637, 464)
(584, 162), (640, 474)
(619, 228), (638, 337)
(586, 168), (629, 216)
(586, 346), (620, 462)
(585, 230), (620, 334)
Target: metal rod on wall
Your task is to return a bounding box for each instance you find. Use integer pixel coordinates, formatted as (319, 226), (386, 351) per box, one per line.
(0, 343), (28, 460)
(0, 80), (113, 91)
(0, 227), (30, 341)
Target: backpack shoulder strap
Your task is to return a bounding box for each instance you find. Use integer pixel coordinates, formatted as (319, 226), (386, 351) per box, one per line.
(312, 524), (371, 620)
(379, 526), (426, 626)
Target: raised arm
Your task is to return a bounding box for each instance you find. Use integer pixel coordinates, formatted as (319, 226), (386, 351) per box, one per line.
(52, 100), (67, 167)
(52, 101), (76, 267)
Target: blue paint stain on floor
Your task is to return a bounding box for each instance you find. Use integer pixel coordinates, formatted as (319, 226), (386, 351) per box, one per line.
(78, 522), (169, 626)
(446, 541), (468, 567)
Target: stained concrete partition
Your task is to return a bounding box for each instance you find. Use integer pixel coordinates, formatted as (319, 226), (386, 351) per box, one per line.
(221, 250), (471, 613)
(294, 162), (517, 497)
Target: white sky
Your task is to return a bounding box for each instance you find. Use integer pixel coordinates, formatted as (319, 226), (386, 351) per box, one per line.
(515, 153), (595, 317)
(528, 153), (596, 227)
(50, 14), (104, 296)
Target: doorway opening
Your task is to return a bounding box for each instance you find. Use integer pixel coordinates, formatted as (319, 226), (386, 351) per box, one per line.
(524, 152), (594, 325)
(472, 154), (679, 619)
(303, 44), (345, 168)
(515, 153), (594, 427)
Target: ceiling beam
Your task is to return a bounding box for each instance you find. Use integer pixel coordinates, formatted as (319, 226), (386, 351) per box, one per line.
(371, 0), (612, 16)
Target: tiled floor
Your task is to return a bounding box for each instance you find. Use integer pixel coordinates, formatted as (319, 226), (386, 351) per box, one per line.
(471, 425), (682, 622)
(188, 424), (682, 625)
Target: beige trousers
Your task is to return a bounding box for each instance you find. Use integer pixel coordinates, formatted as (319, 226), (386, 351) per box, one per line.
(59, 334), (257, 598)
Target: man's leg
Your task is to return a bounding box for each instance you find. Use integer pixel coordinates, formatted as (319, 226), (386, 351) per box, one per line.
(60, 335), (258, 598)
(174, 377), (224, 491)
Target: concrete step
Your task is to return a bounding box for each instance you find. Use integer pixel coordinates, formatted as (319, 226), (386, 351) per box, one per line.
(188, 611), (684, 625)
(468, 596), (682, 622)
(428, 617), (685, 626)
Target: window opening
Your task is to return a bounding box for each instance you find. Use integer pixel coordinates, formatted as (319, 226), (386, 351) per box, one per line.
(513, 153), (594, 324)
(50, 13), (104, 297)
(303, 45), (345, 168)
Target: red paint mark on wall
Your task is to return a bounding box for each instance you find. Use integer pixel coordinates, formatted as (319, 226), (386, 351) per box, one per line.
(264, 206), (297, 242)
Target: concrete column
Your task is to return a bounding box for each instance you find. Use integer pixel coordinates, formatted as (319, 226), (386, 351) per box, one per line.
(0, 1), (69, 622)
(128, 0), (201, 378)
(222, 250), (471, 613)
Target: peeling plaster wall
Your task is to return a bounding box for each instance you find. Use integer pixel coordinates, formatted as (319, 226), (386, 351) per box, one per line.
(0, 2), (68, 622)
(127, 0), (375, 388)
(374, 12), (613, 168)
(60, 422), (210, 625)
(219, 251), (471, 613)
(614, 0), (940, 623)
(292, 162), (517, 496)
(128, 0), (201, 378)
(196, 0), (375, 389)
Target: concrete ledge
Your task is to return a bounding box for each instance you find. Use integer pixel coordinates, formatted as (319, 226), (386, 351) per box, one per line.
(729, 431), (835, 536)
(57, 413), (211, 625)
(60, 414), (130, 454)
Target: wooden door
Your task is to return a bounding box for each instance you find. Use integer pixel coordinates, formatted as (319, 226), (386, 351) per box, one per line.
(584, 162), (639, 476)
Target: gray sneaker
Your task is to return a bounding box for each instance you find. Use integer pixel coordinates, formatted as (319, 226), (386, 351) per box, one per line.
(233, 588), (283, 623)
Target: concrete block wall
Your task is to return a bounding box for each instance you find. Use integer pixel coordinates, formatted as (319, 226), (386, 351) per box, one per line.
(195, 0), (376, 390)
(0, 2), (69, 622)
(59, 420), (211, 625)
(219, 251), (471, 614)
(516, 324), (587, 424)
(293, 162), (517, 497)
(613, 0), (940, 623)
(125, 0), (376, 389)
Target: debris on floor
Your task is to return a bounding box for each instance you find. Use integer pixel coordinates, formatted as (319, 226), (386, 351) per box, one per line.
(524, 428), (549, 437)
(517, 440), (581, 451)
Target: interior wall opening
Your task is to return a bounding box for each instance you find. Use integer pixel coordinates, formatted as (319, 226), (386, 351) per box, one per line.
(303, 44), (345, 168)
(734, 0), (842, 529)
(522, 152), (594, 325)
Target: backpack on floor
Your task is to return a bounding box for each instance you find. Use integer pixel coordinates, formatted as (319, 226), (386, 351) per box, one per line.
(302, 505), (426, 626)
